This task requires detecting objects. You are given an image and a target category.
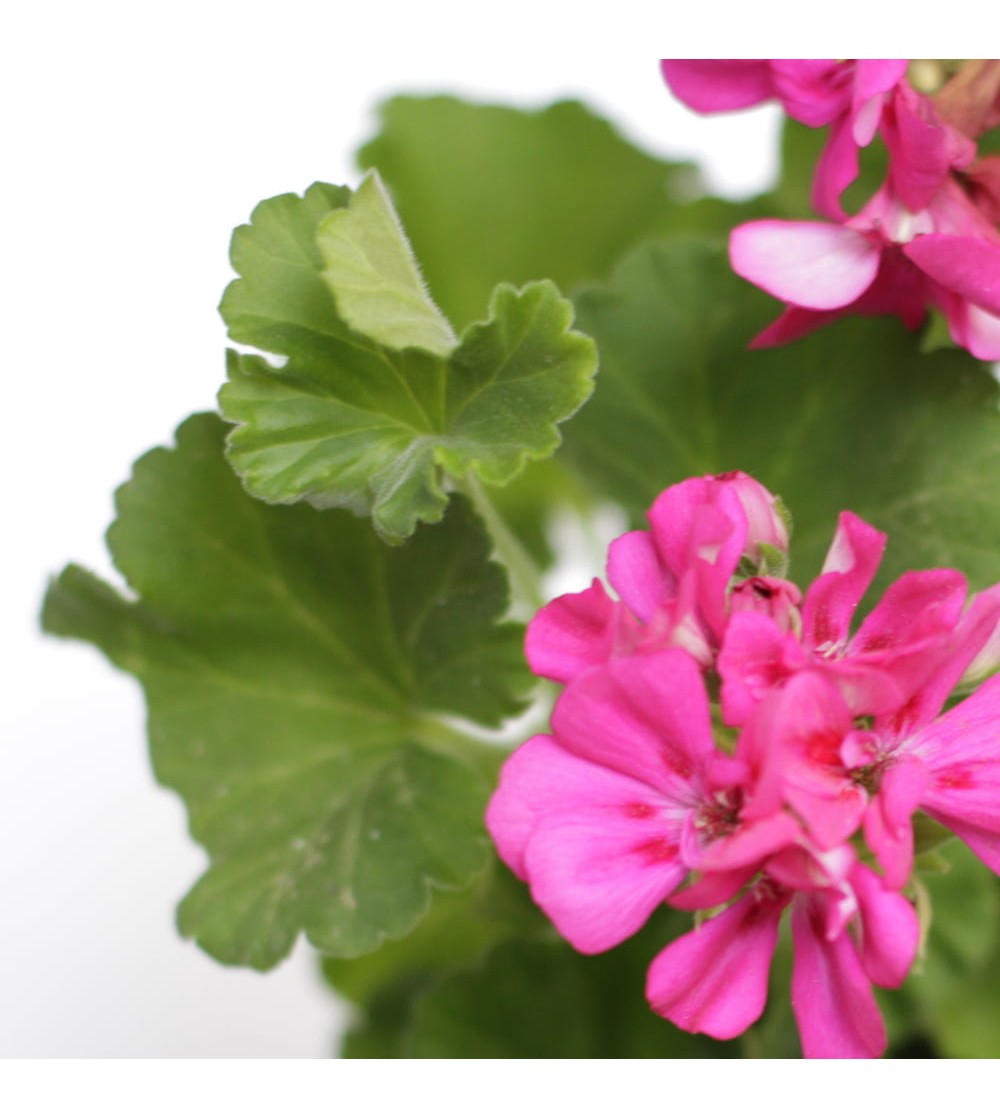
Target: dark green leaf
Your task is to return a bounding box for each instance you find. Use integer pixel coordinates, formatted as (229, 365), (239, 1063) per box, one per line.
(401, 909), (740, 1058)
(323, 859), (539, 1008)
(898, 842), (1000, 1057)
(42, 413), (531, 967)
(566, 237), (1000, 592)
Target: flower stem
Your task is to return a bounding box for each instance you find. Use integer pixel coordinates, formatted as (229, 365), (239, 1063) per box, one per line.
(457, 473), (545, 615)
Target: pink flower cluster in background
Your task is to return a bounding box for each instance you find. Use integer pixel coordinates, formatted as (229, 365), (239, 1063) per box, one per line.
(660, 60), (1000, 359)
(486, 471), (1000, 1058)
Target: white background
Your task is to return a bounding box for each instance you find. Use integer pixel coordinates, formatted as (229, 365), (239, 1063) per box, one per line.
(1, 3), (786, 1057)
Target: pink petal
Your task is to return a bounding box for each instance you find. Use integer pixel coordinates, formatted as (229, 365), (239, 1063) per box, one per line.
(790, 899), (887, 1058)
(904, 235), (1000, 317)
(668, 866), (756, 911)
(749, 305), (845, 349)
(525, 580), (619, 684)
(730, 221), (881, 310)
(811, 116), (859, 221)
(850, 61), (908, 144)
(485, 736), (688, 952)
(850, 863), (920, 988)
(697, 811), (802, 872)
(715, 470), (790, 558)
(862, 757), (927, 889)
(484, 734), (599, 880)
(851, 569), (967, 660)
(941, 288), (1000, 361)
(763, 672), (867, 849)
(959, 302), (1000, 361)
(880, 585), (1000, 738)
(884, 84), (975, 211)
(924, 812), (1000, 877)
(802, 512), (886, 652)
(769, 60), (845, 126)
(660, 60), (775, 113)
(647, 478), (745, 585)
(524, 812), (687, 954)
(606, 530), (669, 622)
(718, 611), (806, 727)
(551, 650), (713, 794)
(916, 675), (1000, 844)
(646, 887), (788, 1040)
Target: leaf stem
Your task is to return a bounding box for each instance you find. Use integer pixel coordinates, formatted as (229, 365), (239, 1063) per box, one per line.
(457, 473), (545, 616)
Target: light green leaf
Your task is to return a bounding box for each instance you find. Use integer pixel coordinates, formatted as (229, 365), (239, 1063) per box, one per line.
(42, 413), (531, 968)
(219, 181), (353, 360)
(317, 171), (457, 357)
(565, 237), (1000, 592)
(220, 180), (596, 542)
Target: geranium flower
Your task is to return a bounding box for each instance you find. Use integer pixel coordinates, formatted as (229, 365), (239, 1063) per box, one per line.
(646, 856), (919, 1058)
(488, 472), (1000, 1057)
(525, 471), (791, 684)
(729, 176), (1000, 359)
(660, 59), (908, 218)
(486, 649), (800, 953)
(718, 510), (975, 725)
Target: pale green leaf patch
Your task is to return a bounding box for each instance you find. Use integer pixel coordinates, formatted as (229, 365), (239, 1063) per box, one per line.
(317, 171), (457, 358)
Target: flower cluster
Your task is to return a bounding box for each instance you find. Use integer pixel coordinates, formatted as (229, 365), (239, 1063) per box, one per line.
(486, 471), (1000, 1057)
(660, 60), (1000, 359)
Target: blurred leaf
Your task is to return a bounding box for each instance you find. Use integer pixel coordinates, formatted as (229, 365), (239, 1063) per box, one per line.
(902, 841), (1000, 1057)
(43, 414), (531, 968)
(323, 859), (539, 1007)
(400, 909), (740, 1058)
(359, 96), (706, 330)
(565, 237), (1000, 593)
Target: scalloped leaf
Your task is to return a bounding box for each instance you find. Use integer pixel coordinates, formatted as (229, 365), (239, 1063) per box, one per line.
(218, 184), (596, 542)
(42, 413), (531, 968)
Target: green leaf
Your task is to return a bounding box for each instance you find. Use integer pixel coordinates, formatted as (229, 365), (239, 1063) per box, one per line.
(358, 96), (705, 331)
(221, 188), (597, 540)
(897, 842), (1000, 1057)
(42, 413), (531, 968)
(316, 171), (457, 357)
(219, 181), (353, 360)
(565, 237), (1000, 592)
(323, 859), (539, 1008)
(401, 911), (741, 1058)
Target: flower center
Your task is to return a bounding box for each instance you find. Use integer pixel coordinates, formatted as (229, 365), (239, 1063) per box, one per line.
(695, 786), (744, 841)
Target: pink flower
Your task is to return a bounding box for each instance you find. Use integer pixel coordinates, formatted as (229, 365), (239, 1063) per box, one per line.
(727, 598), (1000, 889)
(525, 471), (790, 683)
(730, 174), (1000, 358)
(646, 857), (919, 1058)
(719, 510), (974, 725)
(488, 471), (1000, 1057)
(661, 59), (908, 219)
(486, 649), (799, 954)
